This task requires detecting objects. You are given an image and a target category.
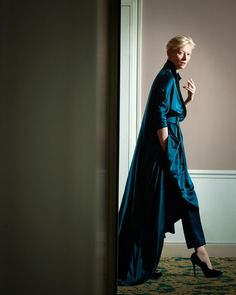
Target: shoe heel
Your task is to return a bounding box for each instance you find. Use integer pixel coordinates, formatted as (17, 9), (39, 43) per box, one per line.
(190, 252), (222, 278)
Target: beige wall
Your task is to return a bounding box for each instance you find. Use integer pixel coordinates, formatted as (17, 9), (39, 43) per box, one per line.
(141, 0), (236, 170)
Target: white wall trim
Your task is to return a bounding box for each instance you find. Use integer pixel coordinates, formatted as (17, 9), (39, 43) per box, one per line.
(120, 0), (142, 158)
(136, 0), (142, 131)
(189, 170), (236, 179)
(119, 0), (142, 206)
(121, 0), (140, 163)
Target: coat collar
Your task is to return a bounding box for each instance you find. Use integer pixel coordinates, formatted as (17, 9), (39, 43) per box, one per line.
(164, 60), (187, 117)
(164, 60), (181, 81)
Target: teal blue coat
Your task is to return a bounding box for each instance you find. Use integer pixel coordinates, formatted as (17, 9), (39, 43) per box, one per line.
(118, 60), (199, 285)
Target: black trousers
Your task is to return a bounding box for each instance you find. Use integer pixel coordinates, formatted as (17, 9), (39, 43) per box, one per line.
(181, 204), (206, 249)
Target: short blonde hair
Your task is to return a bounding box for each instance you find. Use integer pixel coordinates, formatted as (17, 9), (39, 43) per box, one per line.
(166, 35), (196, 51)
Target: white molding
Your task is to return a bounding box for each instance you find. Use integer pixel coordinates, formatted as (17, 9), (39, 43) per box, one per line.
(136, 0), (142, 131)
(119, 0), (142, 206)
(121, 0), (138, 164)
(121, 0), (142, 162)
(189, 169), (236, 179)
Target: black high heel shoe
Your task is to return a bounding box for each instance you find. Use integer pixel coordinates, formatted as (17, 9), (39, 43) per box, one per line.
(190, 253), (222, 277)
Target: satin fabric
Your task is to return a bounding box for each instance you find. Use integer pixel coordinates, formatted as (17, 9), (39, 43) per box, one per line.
(118, 60), (199, 286)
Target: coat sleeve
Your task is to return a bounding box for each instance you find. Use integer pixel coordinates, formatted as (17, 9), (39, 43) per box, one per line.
(154, 74), (173, 130)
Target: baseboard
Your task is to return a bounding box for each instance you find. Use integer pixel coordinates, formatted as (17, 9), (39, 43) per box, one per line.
(161, 243), (236, 257)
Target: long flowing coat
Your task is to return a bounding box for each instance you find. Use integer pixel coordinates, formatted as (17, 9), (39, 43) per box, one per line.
(118, 60), (199, 285)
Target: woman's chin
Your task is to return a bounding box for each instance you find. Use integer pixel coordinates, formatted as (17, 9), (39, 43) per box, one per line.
(177, 65), (187, 70)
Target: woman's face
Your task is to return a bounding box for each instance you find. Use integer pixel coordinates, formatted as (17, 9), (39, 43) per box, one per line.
(167, 44), (192, 71)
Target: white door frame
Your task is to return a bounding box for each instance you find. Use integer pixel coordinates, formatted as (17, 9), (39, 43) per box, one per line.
(119, 0), (142, 206)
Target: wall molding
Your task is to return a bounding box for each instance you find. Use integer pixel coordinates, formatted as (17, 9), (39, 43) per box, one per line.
(189, 170), (236, 179)
(119, 0), (142, 207)
(120, 0), (142, 163)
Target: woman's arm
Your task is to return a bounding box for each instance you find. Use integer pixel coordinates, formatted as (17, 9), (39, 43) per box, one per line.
(157, 127), (168, 152)
(183, 78), (196, 105)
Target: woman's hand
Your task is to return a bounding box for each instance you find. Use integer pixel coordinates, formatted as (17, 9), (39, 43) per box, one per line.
(183, 78), (196, 105)
(157, 127), (168, 152)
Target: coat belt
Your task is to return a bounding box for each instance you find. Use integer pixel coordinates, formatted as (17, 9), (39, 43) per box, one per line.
(167, 117), (179, 123)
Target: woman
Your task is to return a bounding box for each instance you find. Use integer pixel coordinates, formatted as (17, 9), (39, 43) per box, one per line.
(118, 35), (222, 286)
